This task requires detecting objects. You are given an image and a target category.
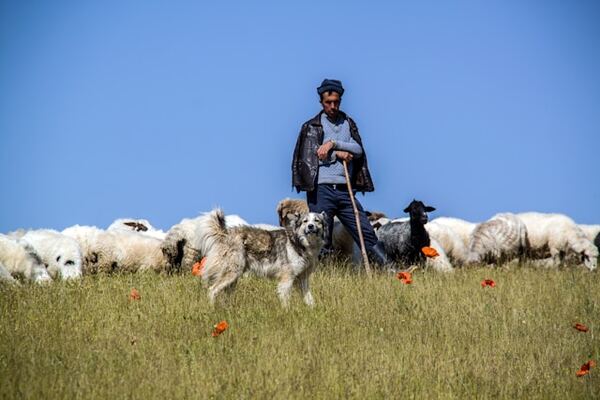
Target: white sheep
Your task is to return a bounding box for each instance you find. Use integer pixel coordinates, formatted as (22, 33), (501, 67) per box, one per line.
(20, 229), (83, 280)
(61, 225), (105, 273)
(425, 220), (469, 266)
(465, 213), (529, 266)
(0, 234), (51, 284)
(518, 212), (598, 271)
(428, 217), (477, 249)
(107, 218), (166, 240)
(63, 225), (167, 274)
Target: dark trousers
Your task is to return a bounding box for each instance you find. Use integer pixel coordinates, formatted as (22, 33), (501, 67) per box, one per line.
(306, 184), (378, 252)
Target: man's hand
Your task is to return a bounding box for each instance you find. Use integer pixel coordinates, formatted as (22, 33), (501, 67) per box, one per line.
(335, 151), (353, 162)
(316, 141), (335, 160)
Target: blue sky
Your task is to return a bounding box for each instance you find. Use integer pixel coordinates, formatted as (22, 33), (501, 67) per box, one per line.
(1, 0), (599, 232)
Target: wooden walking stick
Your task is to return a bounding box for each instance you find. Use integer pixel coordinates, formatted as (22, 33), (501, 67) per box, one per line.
(342, 160), (373, 277)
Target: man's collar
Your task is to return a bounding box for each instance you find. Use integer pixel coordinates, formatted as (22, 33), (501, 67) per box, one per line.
(309, 110), (347, 126)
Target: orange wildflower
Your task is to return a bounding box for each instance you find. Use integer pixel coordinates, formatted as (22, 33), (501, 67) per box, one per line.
(481, 279), (496, 288)
(192, 257), (207, 276)
(421, 246), (439, 258)
(573, 323), (589, 332)
(212, 320), (229, 337)
(129, 288), (141, 301)
(396, 271), (413, 284)
(576, 360), (596, 377)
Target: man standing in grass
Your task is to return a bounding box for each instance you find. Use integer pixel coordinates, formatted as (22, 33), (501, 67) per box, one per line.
(291, 79), (388, 266)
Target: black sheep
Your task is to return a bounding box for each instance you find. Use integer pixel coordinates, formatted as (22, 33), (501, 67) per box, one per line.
(376, 200), (436, 266)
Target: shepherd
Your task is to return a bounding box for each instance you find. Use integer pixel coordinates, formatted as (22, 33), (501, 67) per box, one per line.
(291, 78), (388, 267)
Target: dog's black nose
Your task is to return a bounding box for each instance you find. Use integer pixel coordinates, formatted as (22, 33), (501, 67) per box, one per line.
(307, 223), (315, 231)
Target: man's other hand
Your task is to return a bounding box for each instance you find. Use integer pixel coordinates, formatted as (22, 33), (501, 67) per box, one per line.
(335, 151), (353, 162)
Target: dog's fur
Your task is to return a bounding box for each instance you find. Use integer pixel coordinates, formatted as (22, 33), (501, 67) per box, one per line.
(276, 198), (309, 227)
(198, 208), (326, 307)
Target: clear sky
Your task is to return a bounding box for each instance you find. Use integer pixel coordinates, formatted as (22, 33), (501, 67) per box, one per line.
(1, 0), (599, 233)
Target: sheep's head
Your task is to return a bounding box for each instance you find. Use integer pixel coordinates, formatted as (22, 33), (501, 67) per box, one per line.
(54, 253), (83, 280)
(569, 236), (598, 271)
(403, 200), (436, 225)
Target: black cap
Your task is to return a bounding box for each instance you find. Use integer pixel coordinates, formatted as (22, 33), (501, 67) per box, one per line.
(317, 79), (344, 96)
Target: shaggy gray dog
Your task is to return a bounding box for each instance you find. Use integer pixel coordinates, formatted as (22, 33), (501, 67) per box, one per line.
(198, 208), (326, 307)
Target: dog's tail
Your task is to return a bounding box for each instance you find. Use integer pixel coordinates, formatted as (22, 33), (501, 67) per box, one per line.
(194, 208), (228, 258)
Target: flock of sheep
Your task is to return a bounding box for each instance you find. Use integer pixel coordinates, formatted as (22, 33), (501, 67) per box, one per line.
(1, 198), (599, 285)
(277, 198), (599, 273)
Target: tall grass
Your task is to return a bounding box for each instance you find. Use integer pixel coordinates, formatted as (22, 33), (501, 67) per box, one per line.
(1, 263), (598, 399)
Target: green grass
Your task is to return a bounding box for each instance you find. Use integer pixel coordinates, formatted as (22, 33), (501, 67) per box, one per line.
(1, 263), (599, 399)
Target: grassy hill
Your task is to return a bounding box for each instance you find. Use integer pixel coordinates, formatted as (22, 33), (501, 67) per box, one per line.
(1, 263), (598, 399)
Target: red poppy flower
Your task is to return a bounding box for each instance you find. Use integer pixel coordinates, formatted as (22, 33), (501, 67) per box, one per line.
(192, 257), (207, 276)
(129, 288), (141, 301)
(396, 271), (413, 284)
(481, 279), (495, 288)
(421, 246), (439, 258)
(212, 320), (229, 337)
(573, 323), (589, 332)
(576, 360), (596, 377)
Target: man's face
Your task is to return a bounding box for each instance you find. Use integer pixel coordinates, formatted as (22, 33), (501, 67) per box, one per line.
(320, 92), (341, 119)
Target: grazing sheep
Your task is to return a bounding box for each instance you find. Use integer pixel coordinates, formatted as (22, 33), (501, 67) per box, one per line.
(276, 198), (309, 228)
(465, 213), (529, 266)
(517, 212), (598, 271)
(428, 217), (477, 249)
(107, 218), (166, 240)
(376, 200), (436, 267)
(20, 229), (83, 280)
(425, 220), (469, 266)
(63, 225), (168, 274)
(160, 213), (250, 274)
(0, 234), (51, 284)
(61, 225), (105, 273)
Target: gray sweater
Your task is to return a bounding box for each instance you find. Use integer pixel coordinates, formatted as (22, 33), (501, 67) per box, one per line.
(317, 113), (363, 184)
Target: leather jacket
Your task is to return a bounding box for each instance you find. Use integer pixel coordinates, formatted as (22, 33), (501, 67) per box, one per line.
(292, 111), (375, 193)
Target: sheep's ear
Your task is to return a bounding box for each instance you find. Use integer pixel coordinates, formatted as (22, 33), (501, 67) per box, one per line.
(403, 206), (410, 213)
(424, 206), (436, 212)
